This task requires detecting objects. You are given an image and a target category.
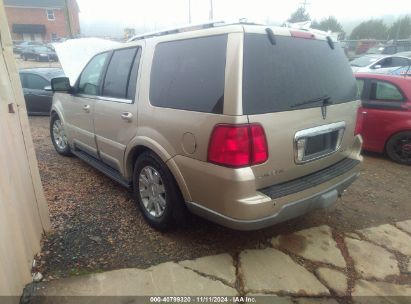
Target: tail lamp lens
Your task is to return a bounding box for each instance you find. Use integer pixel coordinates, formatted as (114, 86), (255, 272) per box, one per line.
(355, 108), (365, 136)
(208, 124), (268, 168)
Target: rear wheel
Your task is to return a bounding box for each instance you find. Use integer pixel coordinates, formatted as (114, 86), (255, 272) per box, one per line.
(133, 151), (187, 230)
(386, 131), (411, 165)
(50, 114), (72, 156)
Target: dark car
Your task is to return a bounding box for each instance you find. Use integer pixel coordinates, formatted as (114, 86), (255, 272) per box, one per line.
(355, 73), (411, 165)
(13, 41), (43, 54)
(21, 45), (58, 62)
(19, 68), (65, 115)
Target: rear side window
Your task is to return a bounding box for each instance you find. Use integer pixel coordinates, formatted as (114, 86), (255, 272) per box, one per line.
(356, 79), (365, 99)
(103, 47), (139, 99)
(243, 34), (357, 115)
(371, 81), (403, 101)
(150, 35), (227, 114)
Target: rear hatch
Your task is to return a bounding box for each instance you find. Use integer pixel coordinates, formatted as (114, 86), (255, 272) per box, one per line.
(243, 30), (359, 189)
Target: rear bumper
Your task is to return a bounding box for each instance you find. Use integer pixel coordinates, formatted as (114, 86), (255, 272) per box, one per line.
(186, 171), (358, 230)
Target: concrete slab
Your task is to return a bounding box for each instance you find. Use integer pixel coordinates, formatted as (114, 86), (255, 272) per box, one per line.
(179, 253), (236, 285)
(352, 279), (411, 296)
(345, 237), (399, 280)
(315, 267), (347, 296)
(239, 248), (329, 296)
(31, 262), (237, 296)
(271, 225), (346, 268)
(396, 219), (411, 235)
(359, 224), (411, 256)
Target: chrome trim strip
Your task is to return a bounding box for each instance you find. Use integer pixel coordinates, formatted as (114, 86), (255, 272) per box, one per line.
(76, 94), (133, 104)
(96, 96), (133, 104)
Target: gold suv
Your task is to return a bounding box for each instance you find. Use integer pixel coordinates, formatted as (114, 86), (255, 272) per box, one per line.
(50, 23), (363, 230)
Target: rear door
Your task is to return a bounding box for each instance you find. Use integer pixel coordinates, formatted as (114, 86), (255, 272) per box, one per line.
(361, 78), (407, 152)
(63, 52), (110, 158)
(243, 32), (359, 189)
(93, 46), (142, 172)
(20, 73), (52, 114)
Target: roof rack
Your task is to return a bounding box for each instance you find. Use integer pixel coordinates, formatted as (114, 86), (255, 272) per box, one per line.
(127, 20), (226, 42)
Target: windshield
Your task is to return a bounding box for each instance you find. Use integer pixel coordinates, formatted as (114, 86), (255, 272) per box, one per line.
(242, 34), (357, 115)
(350, 56), (380, 67)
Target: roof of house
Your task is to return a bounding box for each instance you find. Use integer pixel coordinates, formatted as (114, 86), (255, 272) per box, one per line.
(4, 0), (66, 8)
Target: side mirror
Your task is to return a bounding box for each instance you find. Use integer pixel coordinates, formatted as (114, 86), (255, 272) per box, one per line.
(373, 64), (382, 69)
(51, 77), (71, 92)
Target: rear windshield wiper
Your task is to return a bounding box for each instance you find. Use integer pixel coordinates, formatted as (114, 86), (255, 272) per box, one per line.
(291, 95), (332, 108)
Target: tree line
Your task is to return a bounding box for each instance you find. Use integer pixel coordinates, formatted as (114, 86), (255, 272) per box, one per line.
(286, 7), (411, 40)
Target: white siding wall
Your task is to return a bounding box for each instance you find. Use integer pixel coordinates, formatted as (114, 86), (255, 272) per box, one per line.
(0, 0), (51, 299)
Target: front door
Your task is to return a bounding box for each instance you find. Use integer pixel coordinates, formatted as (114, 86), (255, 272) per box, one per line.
(93, 46), (142, 173)
(21, 73), (52, 114)
(63, 52), (110, 158)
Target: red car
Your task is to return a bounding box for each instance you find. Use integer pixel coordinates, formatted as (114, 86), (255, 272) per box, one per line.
(355, 73), (411, 165)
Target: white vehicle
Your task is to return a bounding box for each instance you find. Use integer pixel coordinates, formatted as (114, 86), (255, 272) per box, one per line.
(351, 54), (411, 74)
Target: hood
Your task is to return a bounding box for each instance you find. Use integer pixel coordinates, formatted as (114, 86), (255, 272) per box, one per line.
(53, 38), (122, 85)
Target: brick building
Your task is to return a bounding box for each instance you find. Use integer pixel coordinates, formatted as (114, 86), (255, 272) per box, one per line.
(4, 0), (80, 42)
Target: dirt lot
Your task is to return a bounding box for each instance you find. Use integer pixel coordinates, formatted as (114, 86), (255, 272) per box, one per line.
(28, 116), (411, 279)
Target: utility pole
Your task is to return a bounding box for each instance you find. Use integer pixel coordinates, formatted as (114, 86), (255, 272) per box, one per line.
(300, 0), (310, 10)
(209, 0), (214, 20)
(188, 0), (191, 23)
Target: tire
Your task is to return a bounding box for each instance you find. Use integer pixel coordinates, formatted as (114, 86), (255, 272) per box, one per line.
(50, 114), (72, 156)
(386, 131), (411, 165)
(133, 151), (187, 230)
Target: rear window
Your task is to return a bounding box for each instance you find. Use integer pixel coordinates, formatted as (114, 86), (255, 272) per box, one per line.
(243, 34), (357, 115)
(150, 35), (227, 114)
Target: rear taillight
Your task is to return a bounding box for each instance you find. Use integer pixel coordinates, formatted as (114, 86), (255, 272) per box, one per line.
(355, 108), (365, 136)
(207, 124), (268, 168)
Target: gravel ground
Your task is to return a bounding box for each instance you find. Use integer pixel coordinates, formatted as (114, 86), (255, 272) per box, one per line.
(29, 116), (411, 279)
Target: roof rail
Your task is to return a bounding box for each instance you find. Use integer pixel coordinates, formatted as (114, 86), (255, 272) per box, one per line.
(127, 20), (226, 42)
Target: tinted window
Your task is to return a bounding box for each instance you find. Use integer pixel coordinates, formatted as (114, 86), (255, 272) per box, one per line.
(127, 48), (142, 100)
(150, 35), (227, 113)
(243, 34), (357, 114)
(19, 73), (27, 87)
(371, 81), (403, 101)
(79, 52), (109, 96)
(391, 57), (410, 67)
(356, 79), (365, 99)
(103, 48), (137, 99)
(25, 74), (49, 90)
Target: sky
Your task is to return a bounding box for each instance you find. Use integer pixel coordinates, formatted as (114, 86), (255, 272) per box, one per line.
(77, 0), (411, 37)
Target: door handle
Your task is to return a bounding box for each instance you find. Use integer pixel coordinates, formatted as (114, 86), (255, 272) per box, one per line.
(83, 104), (90, 113)
(121, 112), (133, 122)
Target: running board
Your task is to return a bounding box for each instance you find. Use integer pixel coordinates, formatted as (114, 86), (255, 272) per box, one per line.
(72, 150), (132, 189)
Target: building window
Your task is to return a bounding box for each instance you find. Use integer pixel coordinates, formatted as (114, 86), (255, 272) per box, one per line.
(46, 9), (55, 21)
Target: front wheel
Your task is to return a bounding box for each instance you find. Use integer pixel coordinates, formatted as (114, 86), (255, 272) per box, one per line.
(133, 151), (187, 230)
(386, 131), (411, 165)
(50, 115), (72, 156)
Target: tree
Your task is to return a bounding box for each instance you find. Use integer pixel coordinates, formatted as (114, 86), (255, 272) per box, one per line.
(311, 16), (345, 39)
(388, 16), (411, 40)
(350, 19), (388, 40)
(287, 7), (310, 23)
